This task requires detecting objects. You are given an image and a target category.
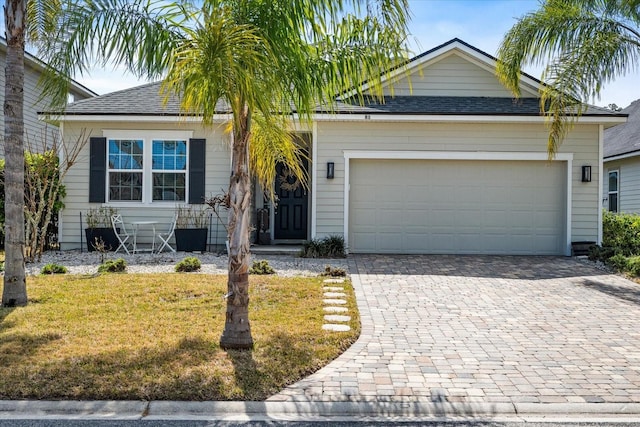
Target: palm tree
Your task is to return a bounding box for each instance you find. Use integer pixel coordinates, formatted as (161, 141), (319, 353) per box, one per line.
(3, 0), (28, 307)
(496, 0), (640, 156)
(2, 0), (62, 307)
(40, 0), (410, 348)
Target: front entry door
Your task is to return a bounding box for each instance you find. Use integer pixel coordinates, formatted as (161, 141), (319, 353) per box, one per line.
(274, 160), (308, 240)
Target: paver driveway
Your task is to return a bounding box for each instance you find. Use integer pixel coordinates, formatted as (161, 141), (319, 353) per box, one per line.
(271, 255), (640, 405)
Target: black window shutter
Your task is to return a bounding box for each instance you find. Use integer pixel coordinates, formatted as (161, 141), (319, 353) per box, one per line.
(89, 137), (107, 203)
(189, 138), (206, 204)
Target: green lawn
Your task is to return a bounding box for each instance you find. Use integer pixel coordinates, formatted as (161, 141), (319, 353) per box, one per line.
(0, 273), (359, 400)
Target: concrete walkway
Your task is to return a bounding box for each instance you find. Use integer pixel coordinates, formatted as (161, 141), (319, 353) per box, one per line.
(269, 255), (640, 417)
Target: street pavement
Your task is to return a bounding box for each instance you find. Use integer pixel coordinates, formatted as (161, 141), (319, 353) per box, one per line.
(2, 255), (640, 424)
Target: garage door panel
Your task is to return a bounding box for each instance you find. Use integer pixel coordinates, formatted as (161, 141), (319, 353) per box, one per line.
(349, 159), (565, 255)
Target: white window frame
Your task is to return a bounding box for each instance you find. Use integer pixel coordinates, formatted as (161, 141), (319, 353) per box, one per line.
(608, 169), (619, 213)
(103, 129), (193, 206)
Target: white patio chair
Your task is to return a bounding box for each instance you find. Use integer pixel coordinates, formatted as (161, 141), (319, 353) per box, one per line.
(111, 214), (132, 255)
(156, 213), (177, 253)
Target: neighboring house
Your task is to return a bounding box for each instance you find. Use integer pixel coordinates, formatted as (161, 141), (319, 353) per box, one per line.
(603, 99), (640, 214)
(0, 37), (97, 156)
(42, 38), (626, 255)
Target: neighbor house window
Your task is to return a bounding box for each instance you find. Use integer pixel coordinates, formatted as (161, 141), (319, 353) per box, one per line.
(608, 170), (619, 212)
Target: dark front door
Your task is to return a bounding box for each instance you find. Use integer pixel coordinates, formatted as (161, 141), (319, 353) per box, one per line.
(274, 161), (308, 240)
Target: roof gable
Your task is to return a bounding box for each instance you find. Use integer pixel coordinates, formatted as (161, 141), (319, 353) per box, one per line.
(363, 38), (540, 99)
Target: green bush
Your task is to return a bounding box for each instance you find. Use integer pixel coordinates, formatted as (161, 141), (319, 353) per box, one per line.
(602, 210), (640, 256)
(40, 263), (68, 275)
(319, 265), (346, 277)
(300, 235), (346, 258)
(627, 256), (640, 277)
(0, 261), (4, 272)
(175, 256), (201, 272)
(607, 253), (629, 272)
(249, 260), (275, 275)
(98, 258), (127, 273)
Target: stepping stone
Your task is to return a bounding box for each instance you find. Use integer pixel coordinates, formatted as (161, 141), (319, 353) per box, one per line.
(322, 324), (351, 332)
(323, 286), (344, 291)
(324, 306), (348, 313)
(323, 298), (346, 305)
(324, 314), (351, 322)
(323, 278), (345, 284)
(323, 292), (347, 298)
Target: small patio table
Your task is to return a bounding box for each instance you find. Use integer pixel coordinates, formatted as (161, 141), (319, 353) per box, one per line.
(131, 220), (158, 254)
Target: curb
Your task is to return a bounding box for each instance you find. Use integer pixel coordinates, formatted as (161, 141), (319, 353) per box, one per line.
(2, 400), (640, 421)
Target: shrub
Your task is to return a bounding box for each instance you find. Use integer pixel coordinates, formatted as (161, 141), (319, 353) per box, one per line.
(602, 210), (640, 256)
(175, 256), (201, 272)
(606, 253), (629, 272)
(300, 235), (346, 258)
(300, 239), (324, 258)
(40, 263), (67, 275)
(98, 258), (127, 273)
(249, 260), (275, 275)
(627, 256), (640, 277)
(319, 265), (346, 277)
(0, 261), (4, 272)
(588, 245), (618, 262)
(322, 235), (346, 257)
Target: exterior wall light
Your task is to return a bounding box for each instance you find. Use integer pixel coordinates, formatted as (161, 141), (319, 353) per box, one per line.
(327, 162), (335, 179)
(581, 165), (592, 182)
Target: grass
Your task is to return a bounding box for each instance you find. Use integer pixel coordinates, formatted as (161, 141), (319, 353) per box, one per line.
(0, 273), (359, 401)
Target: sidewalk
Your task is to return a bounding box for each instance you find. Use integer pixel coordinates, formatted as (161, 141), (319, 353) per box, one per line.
(1, 399), (640, 423)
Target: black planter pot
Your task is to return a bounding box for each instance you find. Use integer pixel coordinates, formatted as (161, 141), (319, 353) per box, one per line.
(85, 228), (119, 252)
(175, 228), (208, 252)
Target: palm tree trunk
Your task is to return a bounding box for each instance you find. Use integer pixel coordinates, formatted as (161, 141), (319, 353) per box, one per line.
(2, 0), (27, 307)
(220, 108), (253, 350)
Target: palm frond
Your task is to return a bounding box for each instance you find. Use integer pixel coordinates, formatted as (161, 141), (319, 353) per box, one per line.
(38, 0), (186, 109)
(248, 114), (309, 201)
(496, 0), (640, 156)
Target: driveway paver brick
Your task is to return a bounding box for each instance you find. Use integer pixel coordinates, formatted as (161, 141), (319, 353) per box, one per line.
(270, 255), (640, 405)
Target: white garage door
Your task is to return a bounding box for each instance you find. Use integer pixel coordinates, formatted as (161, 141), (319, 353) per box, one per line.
(349, 159), (566, 254)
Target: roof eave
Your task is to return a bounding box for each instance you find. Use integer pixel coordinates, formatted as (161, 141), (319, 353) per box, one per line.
(604, 150), (640, 162)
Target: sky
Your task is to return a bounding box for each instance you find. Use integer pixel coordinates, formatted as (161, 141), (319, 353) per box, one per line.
(9, 0), (640, 108)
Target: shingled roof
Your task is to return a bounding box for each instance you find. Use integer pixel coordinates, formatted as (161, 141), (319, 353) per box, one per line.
(604, 99), (640, 159)
(53, 81), (620, 118)
(53, 82), (231, 116)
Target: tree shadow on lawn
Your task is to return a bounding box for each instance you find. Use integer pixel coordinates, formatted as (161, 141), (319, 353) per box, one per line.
(0, 332), (326, 401)
(0, 336), (225, 400)
(0, 307), (63, 363)
(227, 331), (324, 401)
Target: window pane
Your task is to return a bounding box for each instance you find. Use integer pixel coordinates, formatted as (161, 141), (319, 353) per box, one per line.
(109, 172), (143, 201)
(152, 140), (187, 171)
(108, 139), (143, 170)
(609, 194), (618, 213)
(152, 155), (163, 169)
(609, 171), (618, 191)
(152, 172), (186, 201)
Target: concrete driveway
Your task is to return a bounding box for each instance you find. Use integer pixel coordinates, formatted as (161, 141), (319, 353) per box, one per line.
(271, 255), (640, 407)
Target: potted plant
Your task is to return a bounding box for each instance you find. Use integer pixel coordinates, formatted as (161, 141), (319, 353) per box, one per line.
(84, 206), (119, 251)
(174, 205), (209, 252)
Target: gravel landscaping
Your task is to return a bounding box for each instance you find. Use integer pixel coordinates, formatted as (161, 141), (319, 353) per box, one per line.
(20, 249), (350, 277)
